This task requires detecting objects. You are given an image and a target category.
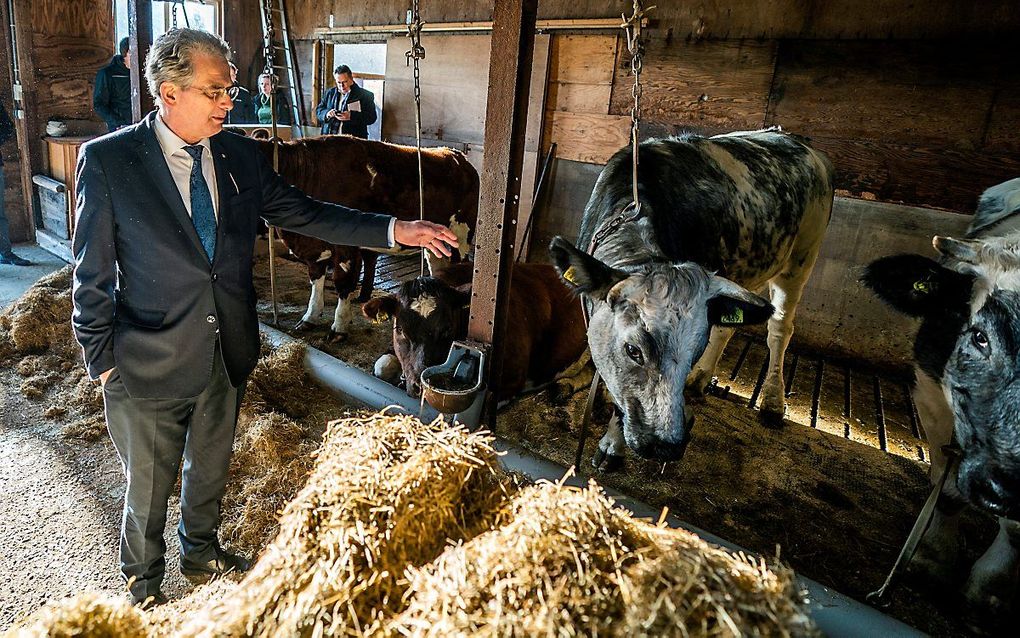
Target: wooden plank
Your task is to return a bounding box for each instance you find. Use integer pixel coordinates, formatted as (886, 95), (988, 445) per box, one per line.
(816, 361), (850, 440)
(847, 369), (882, 449)
(880, 378), (926, 461)
(610, 38), (775, 132)
(547, 110), (629, 165)
(515, 34), (551, 261)
(809, 135), (1020, 213)
(985, 71), (1020, 152)
(767, 40), (1002, 148)
(547, 81), (611, 114)
(548, 34), (616, 85)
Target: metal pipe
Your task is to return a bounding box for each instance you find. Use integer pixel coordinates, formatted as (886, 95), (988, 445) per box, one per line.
(260, 323), (924, 637)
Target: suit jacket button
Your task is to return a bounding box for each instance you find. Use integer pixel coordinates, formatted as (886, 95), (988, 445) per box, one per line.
(211, 274), (218, 281)
(207, 314), (217, 324)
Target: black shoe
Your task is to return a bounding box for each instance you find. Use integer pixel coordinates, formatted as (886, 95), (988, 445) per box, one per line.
(180, 547), (252, 584)
(0, 252), (32, 266)
(132, 590), (169, 610)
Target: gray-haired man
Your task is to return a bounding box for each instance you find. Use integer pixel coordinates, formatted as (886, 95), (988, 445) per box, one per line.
(71, 28), (457, 607)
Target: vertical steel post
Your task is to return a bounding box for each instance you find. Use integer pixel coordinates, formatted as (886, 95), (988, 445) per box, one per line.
(467, 0), (538, 425)
(127, 0), (154, 122)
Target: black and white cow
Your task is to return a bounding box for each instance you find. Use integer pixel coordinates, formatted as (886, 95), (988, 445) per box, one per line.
(550, 129), (833, 469)
(864, 177), (1020, 622)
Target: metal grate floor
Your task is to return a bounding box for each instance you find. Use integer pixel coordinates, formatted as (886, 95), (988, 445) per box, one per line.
(715, 333), (928, 462)
(372, 253), (427, 293)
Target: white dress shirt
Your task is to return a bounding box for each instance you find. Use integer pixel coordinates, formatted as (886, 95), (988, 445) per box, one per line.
(153, 114), (219, 221)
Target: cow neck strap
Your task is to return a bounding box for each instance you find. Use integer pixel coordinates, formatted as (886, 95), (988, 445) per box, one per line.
(867, 442), (962, 606)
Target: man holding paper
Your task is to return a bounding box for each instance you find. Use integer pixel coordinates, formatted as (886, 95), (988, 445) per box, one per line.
(315, 64), (377, 139)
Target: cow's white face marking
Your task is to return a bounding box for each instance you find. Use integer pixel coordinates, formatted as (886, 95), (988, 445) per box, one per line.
(367, 163), (378, 189)
(411, 295), (438, 318)
(449, 215), (471, 259)
(316, 250), (332, 263)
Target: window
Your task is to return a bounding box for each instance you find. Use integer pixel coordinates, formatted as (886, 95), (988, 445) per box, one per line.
(113, 0), (221, 46)
(332, 43), (387, 141)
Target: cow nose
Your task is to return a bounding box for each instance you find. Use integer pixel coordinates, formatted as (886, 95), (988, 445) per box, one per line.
(961, 463), (1019, 517)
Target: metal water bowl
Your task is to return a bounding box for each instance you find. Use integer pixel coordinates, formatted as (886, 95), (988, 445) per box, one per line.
(420, 342), (486, 415)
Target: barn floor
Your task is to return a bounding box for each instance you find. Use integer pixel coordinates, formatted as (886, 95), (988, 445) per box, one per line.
(255, 250), (1001, 637)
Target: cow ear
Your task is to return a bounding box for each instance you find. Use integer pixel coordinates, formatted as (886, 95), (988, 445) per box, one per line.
(934, 236), (983, 276)
(548, 236), (628, 300)
(362, 296), (400, 323)
(862, 254), (972, 317)
(706, 277), (774, 327)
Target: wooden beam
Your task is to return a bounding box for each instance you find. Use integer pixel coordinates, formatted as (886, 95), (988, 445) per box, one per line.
(314, 18), (627, 38)
(467, 0), (538, 414)
(128, 0), (154, 121)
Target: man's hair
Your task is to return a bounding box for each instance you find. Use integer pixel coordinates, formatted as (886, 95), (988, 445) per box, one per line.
(119, 37), (130, 56)
(333, 64), (352, 77)
(145, 28), (231, 103)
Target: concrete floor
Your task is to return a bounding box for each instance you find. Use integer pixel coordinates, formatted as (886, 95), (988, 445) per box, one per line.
(0, 244), (65, 310)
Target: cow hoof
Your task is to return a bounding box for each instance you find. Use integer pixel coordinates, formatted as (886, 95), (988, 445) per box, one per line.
(326, 329), (348, 343)
(294, 320), (317, 332)
(758, 407), (786, 429)
(592, 449), (625, 473)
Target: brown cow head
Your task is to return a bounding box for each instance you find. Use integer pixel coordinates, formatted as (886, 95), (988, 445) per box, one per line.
(363, 277), (471, 397)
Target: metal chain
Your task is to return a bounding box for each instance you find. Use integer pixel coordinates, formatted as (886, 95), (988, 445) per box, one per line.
(260, 0), (281, 324)
(620, 1), (653, 210)
(406, 0), (427, 275)
(170, 1), (191, 30)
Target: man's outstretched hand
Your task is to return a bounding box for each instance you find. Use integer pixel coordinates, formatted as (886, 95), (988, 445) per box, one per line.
(393, 220), (460, 259)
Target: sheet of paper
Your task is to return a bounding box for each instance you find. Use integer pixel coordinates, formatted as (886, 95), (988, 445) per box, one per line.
(346, 100), (361, 113)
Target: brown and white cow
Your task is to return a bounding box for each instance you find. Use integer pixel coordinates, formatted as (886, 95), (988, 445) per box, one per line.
(257, 136), (479, 340)
(550, 129), (833, 469)
(362, 262), (588, 401)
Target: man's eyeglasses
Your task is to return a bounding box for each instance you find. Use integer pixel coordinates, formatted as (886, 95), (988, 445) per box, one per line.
(190, 84), (242, 101)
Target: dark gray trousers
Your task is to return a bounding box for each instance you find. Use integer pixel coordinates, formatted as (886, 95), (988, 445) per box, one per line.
(0, 169), (12, 255)
(102, 344), (243, 600)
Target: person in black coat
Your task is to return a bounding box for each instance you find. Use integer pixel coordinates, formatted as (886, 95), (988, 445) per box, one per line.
(252, 72), (290, 125)
(0, 98), (31, 266)
(93, 37), (133, 131)
(225, 62), (253, 124)
(71, 29), (456, 608)
(314, 64), (377, 139)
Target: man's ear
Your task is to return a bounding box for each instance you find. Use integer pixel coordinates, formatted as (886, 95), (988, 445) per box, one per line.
(862, 253), (973, 318)
(706, 276), (774, 327)
(548, 236), (629, 301)
(362, 296), (400, 323)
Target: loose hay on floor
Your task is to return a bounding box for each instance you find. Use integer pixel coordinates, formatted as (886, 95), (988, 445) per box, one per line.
(391, 480), (817, 638)
(176, 412), (510, 638)
(5, 593), (148, 638)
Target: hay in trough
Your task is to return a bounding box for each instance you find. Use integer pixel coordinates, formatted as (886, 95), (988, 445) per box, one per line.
(177, 412), (509, 638)
(5, 593), (148, 638)
(392, 480), (817, 638)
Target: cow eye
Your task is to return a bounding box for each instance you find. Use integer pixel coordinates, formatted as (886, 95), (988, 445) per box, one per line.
(971, 328), (990, 352)
(625, 343), (644, 366)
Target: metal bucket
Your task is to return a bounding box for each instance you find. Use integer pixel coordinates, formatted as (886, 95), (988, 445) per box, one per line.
(420, 341), (486, 415)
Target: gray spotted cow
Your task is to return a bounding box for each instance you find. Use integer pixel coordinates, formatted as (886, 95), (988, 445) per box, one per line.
(550, 129), (833, 469)
(864, 177), (1020, 625)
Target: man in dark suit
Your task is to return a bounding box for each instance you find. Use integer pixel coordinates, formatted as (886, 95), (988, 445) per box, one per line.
(315, 64), (377, 139)
(71, 29), (457, 608)
(225, 62), (253, 124)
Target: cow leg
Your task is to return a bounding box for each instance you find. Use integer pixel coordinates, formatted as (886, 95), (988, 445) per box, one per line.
(295, 273), (327, 331)
(551, 350), (593, 403)
(592, 409), (625, 473)
(962, 518), (1020, 625)
(358, 251), (378, 302)
(687, 327), (735, 400)
(327, 293), (357, 342)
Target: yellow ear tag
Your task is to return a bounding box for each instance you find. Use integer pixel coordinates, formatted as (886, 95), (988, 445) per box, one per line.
(375, 311), (389, 324)
(720, 308), (744, 325)
(912, 280), (932, 294)
(563, 265), (578, 284)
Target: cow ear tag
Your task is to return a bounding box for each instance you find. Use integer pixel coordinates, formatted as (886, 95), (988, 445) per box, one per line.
(912, 279), (933, 295)
(720, 308), (744, 325)
(375, 311), (389, 324)
(563, 265), (579, 284)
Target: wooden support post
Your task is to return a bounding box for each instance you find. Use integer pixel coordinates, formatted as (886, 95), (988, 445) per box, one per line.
(128, 0), (155, 122)
(467, 0), (539, 423)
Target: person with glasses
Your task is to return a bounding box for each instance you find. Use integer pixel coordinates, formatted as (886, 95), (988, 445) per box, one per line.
(70, 28), (458, 609)
(252, 72), (290, 125)
(315, 64), (377, 139)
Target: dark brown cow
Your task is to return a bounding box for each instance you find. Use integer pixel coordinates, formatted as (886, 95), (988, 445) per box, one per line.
(257, 135), (479, 340)
(363, 263), (589, 401)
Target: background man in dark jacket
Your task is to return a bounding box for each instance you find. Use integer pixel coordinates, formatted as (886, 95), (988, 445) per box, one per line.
(0, 98), (31, 266)
(93, 37), (132, 131)
(71, 28), (456, 608)
(315, 64), (377, 138)
(225, 62), (253, 124)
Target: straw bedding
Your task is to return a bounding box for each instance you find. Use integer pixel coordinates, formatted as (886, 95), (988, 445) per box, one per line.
(5, 593), (148, 638)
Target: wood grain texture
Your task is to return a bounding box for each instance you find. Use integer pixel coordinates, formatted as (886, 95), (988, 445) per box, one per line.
(548, 110), (629, 165)
(610, 37), (775, 132)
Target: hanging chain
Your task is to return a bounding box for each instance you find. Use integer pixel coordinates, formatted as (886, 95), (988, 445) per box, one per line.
(260, 0), (281, 324)
(620, 0), (652, 210)
(406, 0), (428, 275)
(170, 1), (191, 30)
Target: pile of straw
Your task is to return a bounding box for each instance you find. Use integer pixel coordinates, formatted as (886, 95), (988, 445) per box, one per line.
(176, 412), (509, 637)
(5, 593), (148, 638)
(392, 480), (817, 637)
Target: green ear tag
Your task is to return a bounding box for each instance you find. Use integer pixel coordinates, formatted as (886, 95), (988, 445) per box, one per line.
(912, 280), (932, 295)
(720, 308), (744, 325)
(563, 265), (578, 284)
(375, 311), (389, 324)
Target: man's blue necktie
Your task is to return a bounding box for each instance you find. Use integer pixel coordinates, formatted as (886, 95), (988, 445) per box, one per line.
(183, 144), (217, 263)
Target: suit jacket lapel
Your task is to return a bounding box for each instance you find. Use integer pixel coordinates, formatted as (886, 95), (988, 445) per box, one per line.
(132, 113), (207, 259)
(209, 134), (237, 259)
